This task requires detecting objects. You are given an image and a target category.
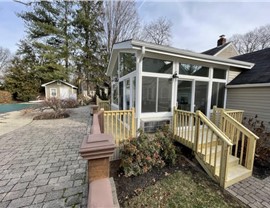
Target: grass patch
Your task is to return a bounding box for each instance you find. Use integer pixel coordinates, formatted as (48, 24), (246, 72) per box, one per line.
(123, 169), (246, 208)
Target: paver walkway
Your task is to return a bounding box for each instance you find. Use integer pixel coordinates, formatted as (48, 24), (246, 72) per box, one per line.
(227, 175), (270, 208)
(0, 106), (91, 208)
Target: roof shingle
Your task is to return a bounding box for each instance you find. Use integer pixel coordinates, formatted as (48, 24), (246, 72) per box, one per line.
(229, 48), (270, 85)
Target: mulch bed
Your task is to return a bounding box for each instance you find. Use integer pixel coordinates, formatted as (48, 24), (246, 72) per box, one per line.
(110, 144), (246, 207)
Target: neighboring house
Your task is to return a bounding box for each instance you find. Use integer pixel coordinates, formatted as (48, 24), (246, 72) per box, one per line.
(41, 80), (78, 100)
(204, 36), (270, 129)
(106, 39), (254, 131)
(226, 48), (270, 129)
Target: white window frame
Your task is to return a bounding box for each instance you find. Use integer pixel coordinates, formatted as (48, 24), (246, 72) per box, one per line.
(50, 88), (57, 97)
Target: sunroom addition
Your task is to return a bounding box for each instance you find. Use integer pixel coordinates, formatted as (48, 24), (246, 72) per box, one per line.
(106, 40), (254, 132)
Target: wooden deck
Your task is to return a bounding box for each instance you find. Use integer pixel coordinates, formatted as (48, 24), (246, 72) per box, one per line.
(174, 108), (258, 188)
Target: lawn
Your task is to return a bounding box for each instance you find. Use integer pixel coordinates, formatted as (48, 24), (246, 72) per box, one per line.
(112, 152), (247, 208)
(123, 169), (246, 208)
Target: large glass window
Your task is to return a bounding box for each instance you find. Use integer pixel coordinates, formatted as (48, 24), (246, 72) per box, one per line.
(142, 77), (157, 113)
(143, 57), (172, 74)
(179, 64), (209, 77)
(158, 78), (172, 112)
(125, 79), (130, 109)
(142, 77), (172, 113)
(119, 81), (124, 110)
(213, 68), (226, 79)
(194, 81), (208, 114)
(133, 77), (136, 108)
(177, 81), (192, 111)
(211, 82), (225, 108)
(120, 53), (136, 77)
(112, 83), (118, 105)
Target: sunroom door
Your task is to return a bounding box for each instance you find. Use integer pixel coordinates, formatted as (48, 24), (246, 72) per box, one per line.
(177, 80), (208, 115)
(177, 80), (193, 111)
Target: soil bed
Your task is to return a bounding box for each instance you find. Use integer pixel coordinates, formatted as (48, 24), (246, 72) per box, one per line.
(111, 145), (247, 207)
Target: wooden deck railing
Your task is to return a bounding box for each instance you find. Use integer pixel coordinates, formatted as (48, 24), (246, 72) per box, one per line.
(96, 96), (111, 111)
(174, 108), (233, 187)
(103, 108), (136, 160)
(173, 109), (196, 149)
(211, 106), (244, 127)
(220, 111), (259, 170)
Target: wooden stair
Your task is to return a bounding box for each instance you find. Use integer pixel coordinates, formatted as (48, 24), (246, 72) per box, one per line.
(174, 108), (258, 189)
(195, 140), (252, 188)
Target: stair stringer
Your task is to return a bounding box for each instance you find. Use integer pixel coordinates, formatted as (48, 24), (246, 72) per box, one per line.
(194, 153), (219, 184)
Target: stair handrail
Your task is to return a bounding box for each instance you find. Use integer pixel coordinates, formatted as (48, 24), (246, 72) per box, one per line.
(196, 111), (233, 187)
(221, 111), (259, 170)
(197, 111), (233, 146)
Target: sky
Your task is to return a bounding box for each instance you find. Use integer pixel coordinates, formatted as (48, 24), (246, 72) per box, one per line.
(0, 0), (270, 54)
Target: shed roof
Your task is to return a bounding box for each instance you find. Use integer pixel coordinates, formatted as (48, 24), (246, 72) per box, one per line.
(228, 48), (270, 85)
(106, 39), (254, 76)
(41, 80), (78, 89)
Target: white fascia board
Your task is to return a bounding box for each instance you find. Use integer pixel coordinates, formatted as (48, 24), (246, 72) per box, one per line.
(130, 40), (254, 69)
(140, 47), (254, 70)
(41, 80), (57, 87)
(227, 83), (270, 88)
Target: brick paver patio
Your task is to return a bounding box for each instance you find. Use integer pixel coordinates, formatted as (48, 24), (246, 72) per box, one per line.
(227, 176), (270, 208)
(0, 106), (91, 208)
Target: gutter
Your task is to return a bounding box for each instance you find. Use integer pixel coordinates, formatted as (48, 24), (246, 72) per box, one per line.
(226, 83), (270, 88)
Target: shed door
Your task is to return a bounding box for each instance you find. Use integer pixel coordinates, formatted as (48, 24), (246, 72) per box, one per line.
(60, 88), (69, 99)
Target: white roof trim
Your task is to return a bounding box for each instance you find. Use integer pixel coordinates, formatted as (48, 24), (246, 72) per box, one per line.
(106, 40), (254, 77)
(227, 83), (270, 88)
(41, 80), (78, 89)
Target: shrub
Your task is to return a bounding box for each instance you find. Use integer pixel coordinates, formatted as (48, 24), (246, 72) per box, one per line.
(155, 125), (177, 165)
(120, 126), (177, 177)
(61, 98), (79, 108)
(243, 116), (270, 168)
(120, 130), (165, 177)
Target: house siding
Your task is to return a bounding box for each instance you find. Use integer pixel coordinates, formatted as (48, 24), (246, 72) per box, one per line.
(228, 67), (242, 83)
(45, 83), (77, 99)
(216, 45), (239, 58)
(227, 87), (270, 129)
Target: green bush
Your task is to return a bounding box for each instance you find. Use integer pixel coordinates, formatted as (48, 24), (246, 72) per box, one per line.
(120, 126), (177, 177)
(155, 125), (177, 165)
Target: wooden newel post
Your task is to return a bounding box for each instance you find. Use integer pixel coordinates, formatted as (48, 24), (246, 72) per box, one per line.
(79, 134), (115, 182)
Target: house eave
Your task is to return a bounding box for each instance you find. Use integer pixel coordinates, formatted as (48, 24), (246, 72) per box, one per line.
(227, 83), (270, 88)
(106, 39), (254, 77)
(41, 80), (78, 89)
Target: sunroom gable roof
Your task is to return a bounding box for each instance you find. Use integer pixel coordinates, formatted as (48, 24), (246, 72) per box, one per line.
(106, 39), (254, 76)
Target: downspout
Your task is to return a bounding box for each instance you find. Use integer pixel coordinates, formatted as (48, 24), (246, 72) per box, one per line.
(136, 46), (145, 131)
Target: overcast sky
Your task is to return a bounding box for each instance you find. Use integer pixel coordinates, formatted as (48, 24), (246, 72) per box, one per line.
(0, 1), (270, 54)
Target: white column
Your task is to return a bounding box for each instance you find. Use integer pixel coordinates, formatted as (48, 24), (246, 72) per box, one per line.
(206, 67), (214, 117)
(136, 51), (143, 129)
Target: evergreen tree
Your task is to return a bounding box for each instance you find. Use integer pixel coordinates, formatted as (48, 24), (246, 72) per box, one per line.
(4, 41), (40, 101)
(73, 1), (106, 94)
(18, 1), (74, 82)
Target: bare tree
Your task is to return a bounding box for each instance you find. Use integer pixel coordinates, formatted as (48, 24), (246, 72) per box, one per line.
(140, 17), (172, 46)
(103, 0), (140, 54)
(230, 24), (270, 54)
(0, 47), (12, 74)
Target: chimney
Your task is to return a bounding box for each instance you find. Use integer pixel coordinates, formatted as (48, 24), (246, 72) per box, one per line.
(217, 35), (226, 46)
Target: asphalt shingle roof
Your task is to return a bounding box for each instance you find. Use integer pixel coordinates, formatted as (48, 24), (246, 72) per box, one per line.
(229, 48), (270, 85)
(202, 42), (231, 55)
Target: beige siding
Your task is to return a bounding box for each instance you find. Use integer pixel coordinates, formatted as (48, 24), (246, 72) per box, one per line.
(227, 87), (270, 129)
(45, 83), (77, 99)
(228, 67), (242, 83)
(216, 44), (239, 58)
